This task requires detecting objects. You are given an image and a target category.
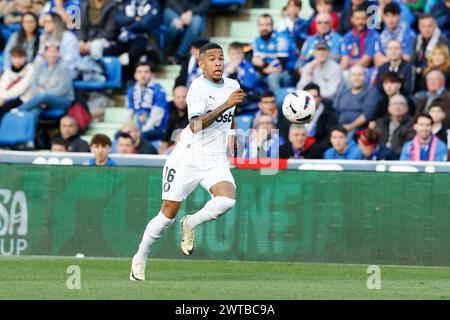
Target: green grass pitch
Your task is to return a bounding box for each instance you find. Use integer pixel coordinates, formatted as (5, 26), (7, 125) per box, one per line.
(1, 256), (450, 299)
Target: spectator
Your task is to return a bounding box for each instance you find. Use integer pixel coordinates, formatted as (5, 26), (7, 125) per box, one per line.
(160, 86), (189, 154)
(373, 94), (415, 158)
(116, 132), (135, 154)
(107, 0), (162, 78)
(374, 71), (416, 119)
(37, 12), (80, 77)
(338, 0), (369, 35)
(39, 0), (81, 26)
(430, 0), (450, 38)
(174, 37), (208, 88)
(302, 82), (338, 158)
(375, 0), (415, 29)
(355, 128), (396, 160)
(279, 124), (316, 159)
(376, 39), (415, 94)
(224, 42), (258, 113)
(374, 3), (416, 67)
(78, 0), (118, 58)
(1, 0), (45, 25)
(323, 126), (361, 159)
(428, 104), (449, 143)
(400, 114), (448, 161)
(244, 113), (284, 159)
(412, 14), (449, 86)
(415, 70), (450, 125)
(334, 65), (379, 132)
(88, 134), (116, 166)
(252, 14), (292, 92)
(120, 120), (157, 154)
(54, 115), (90, 152)
(297, 41), (342, 99)
(340, 5), (379, 70)
(277, 0), (310, 54)
(0, 46), (34, 121)
(50, 136), (69, 152)
(125, 62), (169, 142)
(251, 91), (291, 141)
(298, 12), (342, 67)
(3, 12), (40, 69)
(418, 44), (450, 91)
(310, 0), (339, 35)
(17, 42), (74, 129)
(163, 0), (210, 64)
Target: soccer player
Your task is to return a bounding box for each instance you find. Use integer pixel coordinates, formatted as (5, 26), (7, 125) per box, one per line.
(130, 43), (245, 281)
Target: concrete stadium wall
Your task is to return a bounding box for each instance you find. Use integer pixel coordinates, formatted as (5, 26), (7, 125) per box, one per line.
(1, 164), (450, 266)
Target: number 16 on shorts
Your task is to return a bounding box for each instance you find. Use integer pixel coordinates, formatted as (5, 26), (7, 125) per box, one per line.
(163, 166), (176, 192)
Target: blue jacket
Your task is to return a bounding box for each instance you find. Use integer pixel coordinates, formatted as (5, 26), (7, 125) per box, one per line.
(324, 141), (361, 160)
(361, 144), (397, 160)
(400, 137), (448, 162)
(88, 158), (117, 166)
(116, 0), (161, 41)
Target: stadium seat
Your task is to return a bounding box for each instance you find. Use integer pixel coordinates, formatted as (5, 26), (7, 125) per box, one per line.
(211, 0), (246, 7)
(151, 140), (161, 152)
(0, 110), (36, 146)
(235, 114), (254, 132)
(274, 87), (296, 108)
(74, 56), (122, 91)
(41, 108), (66, 120)
(104, 107), (128, 123)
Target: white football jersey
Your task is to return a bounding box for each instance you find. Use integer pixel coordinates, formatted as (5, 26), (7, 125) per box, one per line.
(178, 75), (240, 158)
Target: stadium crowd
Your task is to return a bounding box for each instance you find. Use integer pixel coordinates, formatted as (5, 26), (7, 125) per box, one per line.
(0, 0), (449, 164)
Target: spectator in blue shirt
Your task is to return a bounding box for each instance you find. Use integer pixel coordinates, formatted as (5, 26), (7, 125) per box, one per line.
(430, 0), (450, 39)
(298, 12), (342, 68)
(126, 62), (169, 142)
(338, 0), (369, 35)
(224, 42), (259, 114)
(374, 0), (415, 29)
(355, 128), (397, 160)
(334, 65), (379, 132)
(39, 0), (81, 29)
(88, 134), (117, 166)
(400, 114), (448, 161)
(252, 14), (293, 93)
(340, 5), (379, 70)
(374, 2), (416, 67)
(244, 113), (284, 159)
(324, 126), (361, 159)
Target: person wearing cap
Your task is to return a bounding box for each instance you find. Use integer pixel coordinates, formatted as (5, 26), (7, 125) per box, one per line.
(16, 42), (74, 131)
(400, 113), (448, 161)
(355, 128), (396, 160)
(174, 37), (209, 88)
(297, 40), (342, 100)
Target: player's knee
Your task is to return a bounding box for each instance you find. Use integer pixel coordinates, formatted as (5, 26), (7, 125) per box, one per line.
(214, 196), (236, 213)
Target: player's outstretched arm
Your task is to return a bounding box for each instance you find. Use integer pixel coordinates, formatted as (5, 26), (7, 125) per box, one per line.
(189, 89), (245, 134)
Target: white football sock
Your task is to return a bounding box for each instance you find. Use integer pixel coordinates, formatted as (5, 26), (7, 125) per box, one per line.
(186, 196), (236, 229)
(134, 211), (174, 262)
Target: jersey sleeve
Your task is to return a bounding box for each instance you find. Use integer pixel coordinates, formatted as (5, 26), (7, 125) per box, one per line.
(186, 82), (207, 120)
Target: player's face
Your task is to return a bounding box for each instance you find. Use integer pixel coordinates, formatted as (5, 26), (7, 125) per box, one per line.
(330, 131), (347, 152)
(419, 18), (435, 39)
(414, 117), (432, 140)
(60, 118), (77, 139)
(383, 13), (400, 31)
(428, 107), (445, 124)
(199, 48), (225, 82)
(383, 81), (401, 97)
(117, 138), (134, 154)
(258, 17), (273, 38)
(351, 11), (367, 32)
(134, 66), (152, 86)
(386, 41), (402, 61)
(259, 96), (277, 114)
(388, 97), (408, 117)
(289, 128), (307, 150)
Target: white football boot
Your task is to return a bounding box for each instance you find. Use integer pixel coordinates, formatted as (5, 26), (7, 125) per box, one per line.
(130, 258), (146, 281)
(180, 215), (195, 256)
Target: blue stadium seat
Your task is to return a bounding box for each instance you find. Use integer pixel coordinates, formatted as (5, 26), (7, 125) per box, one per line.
(274, 87), (296, 108)
(0, 111), (36, 146)
(235, 114), (254, 132)
(74, 56), (122, 91)
(211, 0), (247, 6)
(151, 140), (161, 152)
(41, 108), (67, 120)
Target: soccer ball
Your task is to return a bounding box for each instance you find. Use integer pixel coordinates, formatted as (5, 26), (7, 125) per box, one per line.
(282, 90), (316, 124)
